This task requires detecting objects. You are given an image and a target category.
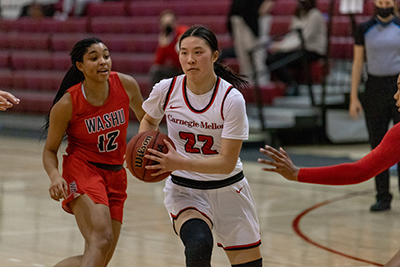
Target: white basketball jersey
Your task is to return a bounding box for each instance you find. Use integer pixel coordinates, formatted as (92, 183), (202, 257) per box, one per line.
(143, 74), (249, 181)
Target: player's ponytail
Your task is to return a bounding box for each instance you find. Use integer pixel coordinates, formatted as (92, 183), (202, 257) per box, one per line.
(213, 60), (249, 90)
(52, 65), (84, 107)
(42, 37), (104, 135)
(179, 26), (249, 90)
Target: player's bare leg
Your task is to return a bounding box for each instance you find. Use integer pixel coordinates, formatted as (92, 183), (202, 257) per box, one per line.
(53, 195), (117, 267)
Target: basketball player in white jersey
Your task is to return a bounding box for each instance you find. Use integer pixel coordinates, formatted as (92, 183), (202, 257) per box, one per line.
(139, 26), (263, 267)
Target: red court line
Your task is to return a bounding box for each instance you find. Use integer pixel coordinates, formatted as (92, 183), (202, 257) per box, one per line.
(292, 191), (384, 266)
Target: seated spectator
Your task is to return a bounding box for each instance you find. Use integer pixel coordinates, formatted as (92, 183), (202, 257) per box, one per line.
(20, 1), (55, 18)
(149, 10), (188, 89)
(266, 0), (327, 96)
(227, 0), (275, 86)
(54, 0), (101, 20)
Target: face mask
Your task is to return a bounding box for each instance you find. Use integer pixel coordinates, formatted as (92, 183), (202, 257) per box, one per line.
(376, 7), (394, 18)
(298, 1), (311, 10)
(165, 25), (173, 35)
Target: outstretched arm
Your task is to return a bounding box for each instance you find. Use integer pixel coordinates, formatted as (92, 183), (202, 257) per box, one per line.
(259, 122), (400, 185)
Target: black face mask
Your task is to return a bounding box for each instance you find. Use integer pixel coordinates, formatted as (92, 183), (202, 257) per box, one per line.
(165, 25), (173, 35)
(376, 7), (394, 18)
(298, 1), (311, 10)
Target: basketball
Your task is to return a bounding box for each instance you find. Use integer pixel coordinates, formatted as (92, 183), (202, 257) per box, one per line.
(126, 131), (175, 183)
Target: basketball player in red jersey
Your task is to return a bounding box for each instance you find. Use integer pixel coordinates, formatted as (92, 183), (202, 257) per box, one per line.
(139, 26), (263, 267)
(42, 37), (144, 267)
(258, 73), (400, 267)
(0, 90), (19, 111)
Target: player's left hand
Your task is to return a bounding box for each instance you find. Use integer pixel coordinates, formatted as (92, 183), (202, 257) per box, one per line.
(145, 139), (183, 176)
(258, 145), (300, 181)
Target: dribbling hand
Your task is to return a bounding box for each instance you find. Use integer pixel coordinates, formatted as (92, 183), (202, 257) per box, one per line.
(145, 139), (183, 176)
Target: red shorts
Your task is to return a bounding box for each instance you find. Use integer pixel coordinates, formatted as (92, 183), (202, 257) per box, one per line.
(61, 155), (128, 223)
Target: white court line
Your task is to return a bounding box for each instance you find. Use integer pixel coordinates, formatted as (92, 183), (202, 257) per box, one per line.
(8, 258), (46, 267)
(0, 227), (77, 237)
(8, 258), (22, 262)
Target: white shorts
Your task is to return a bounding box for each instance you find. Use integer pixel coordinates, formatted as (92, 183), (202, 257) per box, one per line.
(163, 176), (261, 250)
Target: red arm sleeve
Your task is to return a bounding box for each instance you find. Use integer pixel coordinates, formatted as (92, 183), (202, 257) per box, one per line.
(298, 123), (400, 185)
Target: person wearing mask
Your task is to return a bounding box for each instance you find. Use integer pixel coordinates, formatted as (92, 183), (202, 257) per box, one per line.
(258, 74), (400, 267)
(350, 0), (400, 212)
(149, 10), (188, 89)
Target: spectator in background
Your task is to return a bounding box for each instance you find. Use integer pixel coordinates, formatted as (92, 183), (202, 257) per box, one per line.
(228, 0), (275, 86)
(54, 0), (101, 20)
(149, 10), (188, 89)
(259, 0), (276, 43)
(0, 90), (19, 111)
(266, 0), (327, 96)
(20, 1), (55, 18)
(350, 0), (400, 212)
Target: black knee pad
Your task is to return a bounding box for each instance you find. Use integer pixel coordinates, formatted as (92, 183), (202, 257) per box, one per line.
(179, 218), (213, 267)
(232, 258), (263, 267)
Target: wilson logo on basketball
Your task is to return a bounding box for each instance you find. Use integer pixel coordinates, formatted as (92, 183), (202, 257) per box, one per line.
(135, 135), (153, 168)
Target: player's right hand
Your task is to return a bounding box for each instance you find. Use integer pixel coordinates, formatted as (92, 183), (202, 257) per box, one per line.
(349, 98), (363, 119)
(49, 176), (68, 202)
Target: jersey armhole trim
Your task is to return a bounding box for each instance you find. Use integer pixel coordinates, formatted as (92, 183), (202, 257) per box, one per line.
(163, 77), (178, 111)
(221, 86), (234, 120)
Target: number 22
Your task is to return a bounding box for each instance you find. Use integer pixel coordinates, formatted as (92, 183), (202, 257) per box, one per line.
(179, 132), (218, 155)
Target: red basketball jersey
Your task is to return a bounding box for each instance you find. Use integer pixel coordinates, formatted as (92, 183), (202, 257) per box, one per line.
(65, 72), (130, 165)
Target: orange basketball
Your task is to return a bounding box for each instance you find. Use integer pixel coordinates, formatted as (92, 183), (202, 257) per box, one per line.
(126, 131), (175, 183)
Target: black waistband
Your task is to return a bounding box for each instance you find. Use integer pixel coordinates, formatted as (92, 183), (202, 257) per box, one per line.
(368, 74), (398, 80)
(171, 171), (244, 190)
(88, 161), (124, 171)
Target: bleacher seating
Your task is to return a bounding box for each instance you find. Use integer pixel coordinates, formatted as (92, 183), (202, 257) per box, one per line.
(85, 1), (127, 16)
(126, 1), (230, 16)
(0, 70), (12, 89)
(10, 51), (70, 71)
(5, 17), (89, 33)
(0, 51), (10, 68)
(0, 0), (375, 116)
(6, 32), (51, 50)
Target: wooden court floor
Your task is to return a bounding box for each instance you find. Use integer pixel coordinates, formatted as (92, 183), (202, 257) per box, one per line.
(0, 134), (399, 267)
